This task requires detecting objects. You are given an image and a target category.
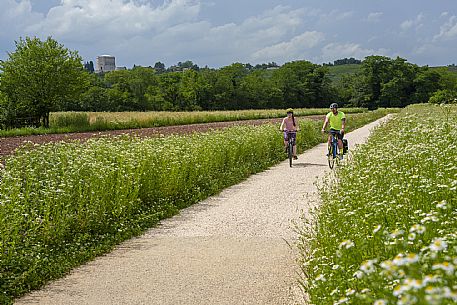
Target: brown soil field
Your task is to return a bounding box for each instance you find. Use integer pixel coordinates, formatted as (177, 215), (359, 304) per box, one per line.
(0, 115), (322, 158)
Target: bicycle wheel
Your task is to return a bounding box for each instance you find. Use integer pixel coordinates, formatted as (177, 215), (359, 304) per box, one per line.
(328, 144), (335, 169)
(288, 141), (293, 167)
(335, 144), (341, 165)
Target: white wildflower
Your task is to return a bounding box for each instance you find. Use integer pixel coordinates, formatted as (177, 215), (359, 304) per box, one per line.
(353, 271), (364, 279)
(410, 224), (426, 234)
(315, 274), (326, 282)
(429, 238), (447, 252)
(390, 229), (404, 239)
(432, 261), (454, 275)
(339, 240), (355, 250)
(334, 297), (349, 305)
(360, 259), (377, 274)
(373, 225), (382, 234)
(436, 200), (448, 209)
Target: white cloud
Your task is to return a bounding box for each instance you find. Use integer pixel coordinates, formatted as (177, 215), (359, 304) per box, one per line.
(88, 4), (310, 66)
(0, 0), (43, 38)
(25, 0), (201, 42)
(366, 12), (383, 22)
(434, 16), (457, 41)
(1, 1), (454, 67)
(251, 31), (325, 63)
(1, 1), (315, 66)
(320, 9), (353, 23)
(400, 13), (424, 31)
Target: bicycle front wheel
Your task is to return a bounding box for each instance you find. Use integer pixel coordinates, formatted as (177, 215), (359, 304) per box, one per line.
(288, 142), (293, 167)
(328, 144), (335, 169)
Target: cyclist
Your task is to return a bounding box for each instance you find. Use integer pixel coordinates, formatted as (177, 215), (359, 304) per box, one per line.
(321, 103), (346, 160)
(280, 108), (299, 160)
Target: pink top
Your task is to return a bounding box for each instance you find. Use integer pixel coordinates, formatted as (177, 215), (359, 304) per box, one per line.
(281, 117), (297, 131)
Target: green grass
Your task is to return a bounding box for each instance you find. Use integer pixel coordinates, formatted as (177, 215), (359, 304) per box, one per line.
(0, 107), (367, 137)
(327, 64), (361, 82)
(298, 104), (457, 304)
(0, 108), (394, 304)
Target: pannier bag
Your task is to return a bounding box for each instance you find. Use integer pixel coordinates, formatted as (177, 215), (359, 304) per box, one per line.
(343, 139), (349, 154)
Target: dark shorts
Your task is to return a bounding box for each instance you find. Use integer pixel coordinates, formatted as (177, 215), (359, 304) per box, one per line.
(330, 129), (344, 140)
(284, 131), (297, 142)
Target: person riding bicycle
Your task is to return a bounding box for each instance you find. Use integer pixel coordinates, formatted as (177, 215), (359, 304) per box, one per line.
(321, 103), (346, 160)
(280, 108), (299, 160)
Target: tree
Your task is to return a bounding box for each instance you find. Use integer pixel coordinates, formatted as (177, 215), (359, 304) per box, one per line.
(0, 36), (89, 128)
(84, 61), (95, 73)
(271, 60), (328, 108)
(154, 61), (166, 73)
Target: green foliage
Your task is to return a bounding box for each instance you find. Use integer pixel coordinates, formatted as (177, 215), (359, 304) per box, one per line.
(0, 36), (90, 128)
(428, 89), (457, 104)
(299, 104), (457, 304)
(337, 56), (445, 109)
(271, 60), (332, 108)
(327, 64), (361, 82)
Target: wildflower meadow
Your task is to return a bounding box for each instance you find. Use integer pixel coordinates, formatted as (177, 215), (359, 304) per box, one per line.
(299, 104), (457, 305)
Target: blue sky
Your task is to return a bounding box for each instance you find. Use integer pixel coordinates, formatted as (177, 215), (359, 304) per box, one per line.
(1, 0), (456, 68)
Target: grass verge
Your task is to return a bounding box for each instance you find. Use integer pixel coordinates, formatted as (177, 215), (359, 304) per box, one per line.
(298, 104), (456, 304)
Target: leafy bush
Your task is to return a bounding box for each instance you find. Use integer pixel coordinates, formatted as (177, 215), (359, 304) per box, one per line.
(429, 89), (457, 104)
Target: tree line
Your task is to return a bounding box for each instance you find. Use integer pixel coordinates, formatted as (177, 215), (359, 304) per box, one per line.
(0, 37), (456, 129)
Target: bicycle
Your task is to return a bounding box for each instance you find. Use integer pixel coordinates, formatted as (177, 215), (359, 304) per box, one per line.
(327, 130), (343, 169)
(283, 130), (297, 167)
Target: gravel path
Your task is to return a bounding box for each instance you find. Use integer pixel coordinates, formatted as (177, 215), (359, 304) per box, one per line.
(15, 116), (391, 305)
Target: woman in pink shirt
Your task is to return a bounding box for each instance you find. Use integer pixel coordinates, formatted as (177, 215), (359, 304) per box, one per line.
(280, 108), (300, 160)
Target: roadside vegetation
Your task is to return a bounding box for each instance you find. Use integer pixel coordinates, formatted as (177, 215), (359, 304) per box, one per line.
(0, 109), (392, 304)
(299, 104), (457, 304)
(0, 107), (365, 138)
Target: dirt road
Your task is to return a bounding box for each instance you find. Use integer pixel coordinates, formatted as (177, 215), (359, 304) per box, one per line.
(15, 116), (391, 305)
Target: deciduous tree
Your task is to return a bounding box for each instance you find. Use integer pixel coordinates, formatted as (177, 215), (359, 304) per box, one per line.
(0, 36), (89, 128)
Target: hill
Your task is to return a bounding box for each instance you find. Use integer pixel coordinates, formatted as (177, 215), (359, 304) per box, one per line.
(326, 64), (361, 82)
(326, 64), (457, 83)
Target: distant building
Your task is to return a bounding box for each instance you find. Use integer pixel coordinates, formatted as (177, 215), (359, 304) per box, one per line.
(95, 55), (116, 73)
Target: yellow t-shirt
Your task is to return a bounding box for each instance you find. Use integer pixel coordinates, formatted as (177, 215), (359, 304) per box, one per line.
(326, 111), (345, 130)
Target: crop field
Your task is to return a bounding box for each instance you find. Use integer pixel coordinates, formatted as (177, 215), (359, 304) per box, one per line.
(0, 107), (366, 137)
(0, 109), (393, 303)
(48, 107), (365, 130)
(299, 104), (457, 304)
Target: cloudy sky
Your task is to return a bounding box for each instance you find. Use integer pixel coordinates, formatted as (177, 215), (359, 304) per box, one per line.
(1, 0), (456, 68)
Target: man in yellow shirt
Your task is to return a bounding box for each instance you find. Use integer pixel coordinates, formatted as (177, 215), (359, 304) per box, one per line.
(321, 103), (346, 160)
